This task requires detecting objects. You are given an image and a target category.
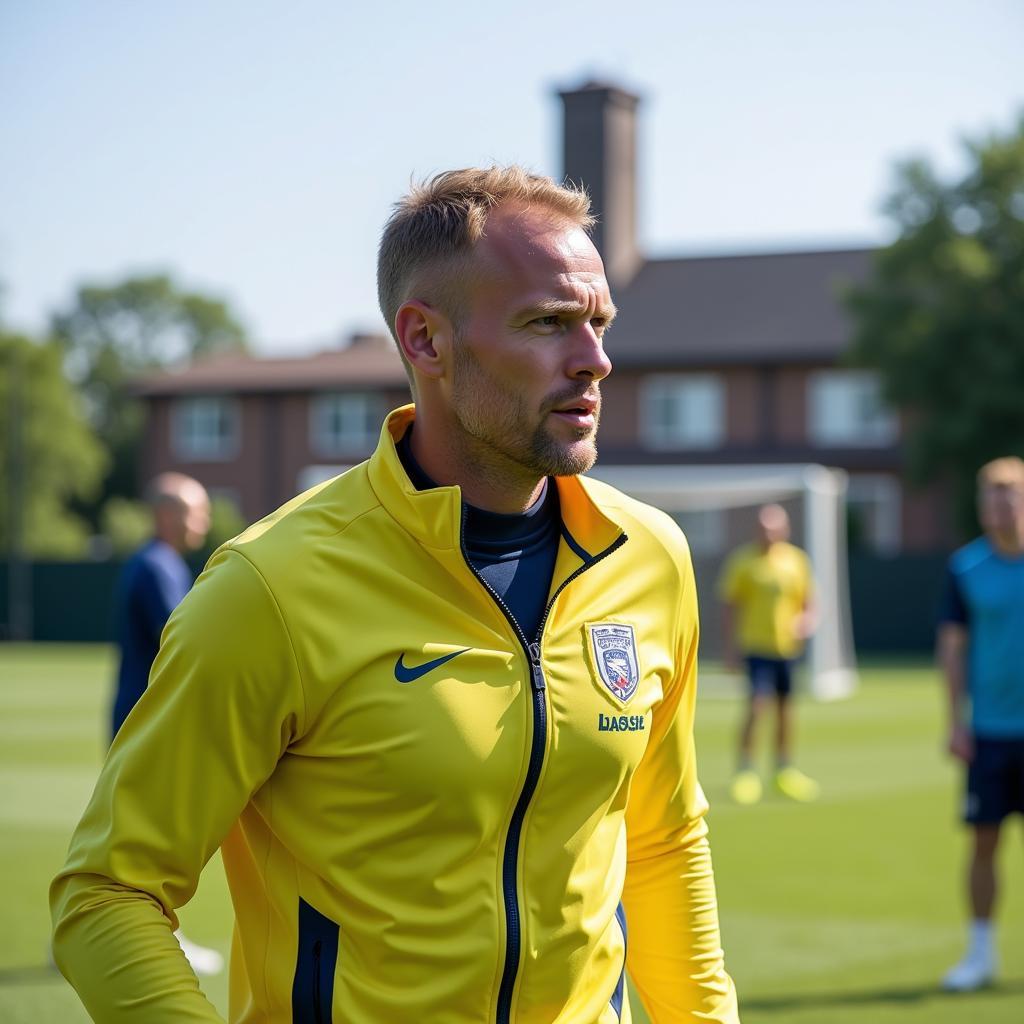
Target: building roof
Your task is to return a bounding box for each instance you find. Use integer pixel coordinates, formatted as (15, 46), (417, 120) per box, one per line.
(134, 335), (408, 396)
(134, 247), (877, 397)
(607, 246), (875, 367)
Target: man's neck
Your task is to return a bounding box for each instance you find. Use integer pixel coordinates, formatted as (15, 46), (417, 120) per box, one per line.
(408, 420), (546, 514)
(989, 528), (1024, 557)
(153, 534), (185, 556)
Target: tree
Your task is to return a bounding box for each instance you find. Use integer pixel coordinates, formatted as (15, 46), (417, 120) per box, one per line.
(0, 332), (108, 557)
(51, 274), (249, 512)
(99, 497), (153, 556)
(847, 115), (1024, 536)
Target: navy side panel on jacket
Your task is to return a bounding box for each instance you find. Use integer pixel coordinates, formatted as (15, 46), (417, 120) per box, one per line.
(611, 900), (628, 1019)
(292, 898), (340, 1024)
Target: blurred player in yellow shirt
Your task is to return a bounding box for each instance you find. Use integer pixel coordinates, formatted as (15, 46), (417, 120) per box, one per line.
(718, 504), (818, 805)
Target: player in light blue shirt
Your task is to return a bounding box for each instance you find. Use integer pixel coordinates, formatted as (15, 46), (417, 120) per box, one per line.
(938, 456), (1024, 992)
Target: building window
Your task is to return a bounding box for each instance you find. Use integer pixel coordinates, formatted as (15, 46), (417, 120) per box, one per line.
(808, 371), (897, 447)
(846, 474), (902, 554)
(640, 374), (725, 449)
(172, 397), (240, 461)
(310, 393), (382, 457)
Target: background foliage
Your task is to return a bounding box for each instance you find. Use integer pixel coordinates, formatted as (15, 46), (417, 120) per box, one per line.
(51, 274), (249, 521)
(0, 333), (107, 556)
(2, 276), (248, 560)
(847, 115), (1024, 535)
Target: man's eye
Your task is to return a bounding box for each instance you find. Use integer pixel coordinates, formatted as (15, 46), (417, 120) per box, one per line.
(536, 315), (561, 328)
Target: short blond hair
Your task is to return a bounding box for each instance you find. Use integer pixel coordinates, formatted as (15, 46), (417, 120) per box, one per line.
(376, 166), (594, 358)
(977, 456), (1024, 490)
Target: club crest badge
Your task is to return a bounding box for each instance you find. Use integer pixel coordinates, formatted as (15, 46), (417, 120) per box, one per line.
(587, 623), (640, 706)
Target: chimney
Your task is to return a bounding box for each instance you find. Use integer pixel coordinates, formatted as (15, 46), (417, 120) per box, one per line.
(558, 81), (642, 288)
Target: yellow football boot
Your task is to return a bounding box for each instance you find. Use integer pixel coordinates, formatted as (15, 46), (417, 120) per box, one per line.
(773, 766), (820, 802)
(729, 769), (763, 805)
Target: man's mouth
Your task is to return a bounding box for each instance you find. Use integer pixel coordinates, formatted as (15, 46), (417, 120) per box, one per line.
(550, 395), (598, 429)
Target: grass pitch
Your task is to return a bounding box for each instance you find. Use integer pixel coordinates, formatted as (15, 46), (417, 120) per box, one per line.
(1, 645), (1021, 1023)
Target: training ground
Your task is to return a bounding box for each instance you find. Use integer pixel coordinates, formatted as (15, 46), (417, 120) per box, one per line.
(2, 645), (1022, 1023)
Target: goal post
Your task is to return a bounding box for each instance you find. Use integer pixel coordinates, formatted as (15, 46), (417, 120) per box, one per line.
(587, 463), (858, 700)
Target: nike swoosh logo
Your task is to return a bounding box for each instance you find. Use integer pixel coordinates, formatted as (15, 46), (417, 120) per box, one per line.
(394, 648), (471, 683)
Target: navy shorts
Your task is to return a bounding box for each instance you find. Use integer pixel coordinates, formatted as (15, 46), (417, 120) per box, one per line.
(745, 656), (794, 698)
(964, 736), (1024, 825)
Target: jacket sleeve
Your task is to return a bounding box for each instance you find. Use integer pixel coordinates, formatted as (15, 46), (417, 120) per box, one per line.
(50, 546), (307, 1022)
(623, 540), (740, 1023)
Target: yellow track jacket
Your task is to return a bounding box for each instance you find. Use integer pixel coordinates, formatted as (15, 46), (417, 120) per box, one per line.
(51, 406), (739, 1023)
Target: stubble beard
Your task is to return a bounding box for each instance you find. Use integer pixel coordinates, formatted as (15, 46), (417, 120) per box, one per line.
(524, 410), (599, 477)
(452, 343), (601, 481)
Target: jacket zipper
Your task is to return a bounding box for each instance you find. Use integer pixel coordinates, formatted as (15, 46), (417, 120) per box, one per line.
(460, 507), (627, 1024)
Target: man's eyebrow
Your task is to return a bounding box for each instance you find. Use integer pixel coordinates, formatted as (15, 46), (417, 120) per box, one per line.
(518, 299), (618, 320)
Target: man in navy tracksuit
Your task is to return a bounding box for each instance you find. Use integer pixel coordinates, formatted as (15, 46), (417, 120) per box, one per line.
(112, 474), (211, 737)
(112, 471), (222, 975)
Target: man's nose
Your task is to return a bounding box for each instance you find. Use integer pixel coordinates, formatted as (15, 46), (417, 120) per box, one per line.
(567, 322), (613, 381)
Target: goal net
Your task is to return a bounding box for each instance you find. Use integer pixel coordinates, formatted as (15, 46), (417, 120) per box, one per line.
(588, 463), (857, 700)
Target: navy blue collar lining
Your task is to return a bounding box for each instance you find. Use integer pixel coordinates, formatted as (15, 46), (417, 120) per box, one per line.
(396, 425), (560, 552)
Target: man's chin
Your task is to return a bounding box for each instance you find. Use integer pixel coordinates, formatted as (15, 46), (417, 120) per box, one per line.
(541, 438), (598, 477)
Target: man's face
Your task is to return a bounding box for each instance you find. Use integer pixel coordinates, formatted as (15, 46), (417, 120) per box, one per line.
(162, 488), (211, 552)
(446, 203), (615, 479)
(756, 506), (790, 547)
(979, 481), (1024, 536)
(181, 491), (212, 551)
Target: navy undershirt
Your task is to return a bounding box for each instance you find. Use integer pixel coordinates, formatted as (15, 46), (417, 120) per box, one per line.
(396, 427), (561, 641)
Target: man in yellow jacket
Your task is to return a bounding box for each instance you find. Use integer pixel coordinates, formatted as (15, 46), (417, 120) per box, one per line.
(51, 167), (740, 1022)
(718, 504), (817, 806)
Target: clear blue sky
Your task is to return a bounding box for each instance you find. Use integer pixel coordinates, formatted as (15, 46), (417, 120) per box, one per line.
(2, 0), (1021, 354)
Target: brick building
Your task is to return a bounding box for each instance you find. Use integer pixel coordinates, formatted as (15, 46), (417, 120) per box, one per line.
(136, 81), (954, 554)
(136, 335), (410, 521)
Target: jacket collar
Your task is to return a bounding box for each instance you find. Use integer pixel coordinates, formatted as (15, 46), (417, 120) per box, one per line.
(366, 405), (624, 558)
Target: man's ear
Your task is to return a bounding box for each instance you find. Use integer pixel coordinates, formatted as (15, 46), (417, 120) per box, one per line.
(394, 300), (452, 381)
